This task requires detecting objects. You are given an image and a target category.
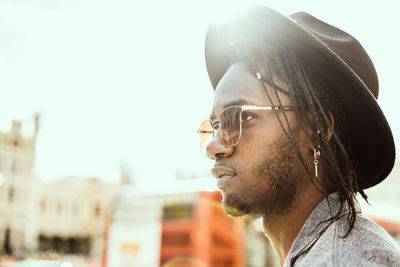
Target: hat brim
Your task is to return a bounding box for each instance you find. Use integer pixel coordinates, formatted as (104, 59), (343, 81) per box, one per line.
(205, 6), (395, 189)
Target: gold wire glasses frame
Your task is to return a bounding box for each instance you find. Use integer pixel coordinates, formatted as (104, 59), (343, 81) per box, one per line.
(197, 105), (294, 156)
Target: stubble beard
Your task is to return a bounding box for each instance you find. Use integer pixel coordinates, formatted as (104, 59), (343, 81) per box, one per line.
(222, 135), (299, 219)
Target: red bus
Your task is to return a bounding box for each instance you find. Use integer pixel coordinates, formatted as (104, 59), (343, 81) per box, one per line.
(102, 178), (248, 267)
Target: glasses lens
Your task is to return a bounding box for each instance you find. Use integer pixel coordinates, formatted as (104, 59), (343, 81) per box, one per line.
(219, 106), (242, 147)
(198, 120), (214, 156)
(197, 106), (243, 156)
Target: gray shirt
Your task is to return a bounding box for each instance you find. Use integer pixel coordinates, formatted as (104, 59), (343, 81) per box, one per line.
(283, 193), (400, 267)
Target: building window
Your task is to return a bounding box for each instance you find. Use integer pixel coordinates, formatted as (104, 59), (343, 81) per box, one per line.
(8, 160), (17, 174)
(41, 199), (46, 213)
(73, 202), (78, 216)
(94, 205), (101, 218)
(162, 203), (193, 220)
(57, 201), (62, 214)
(8, 186), (14, 203)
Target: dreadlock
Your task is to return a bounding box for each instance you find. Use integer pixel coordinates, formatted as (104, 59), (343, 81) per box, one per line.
(224, 40), (368, 239)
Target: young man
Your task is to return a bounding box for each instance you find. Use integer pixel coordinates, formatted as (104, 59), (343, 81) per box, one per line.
(198, 5), (400, 266)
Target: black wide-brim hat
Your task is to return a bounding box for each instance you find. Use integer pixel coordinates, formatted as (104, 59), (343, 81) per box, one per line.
(205, 5), (395, 189)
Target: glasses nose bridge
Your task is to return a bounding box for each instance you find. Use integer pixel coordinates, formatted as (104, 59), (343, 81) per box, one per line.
(205, 121), (235, 159)
(207, 126), (224, 149)
(200, 106), (244, 158)
(206, 131), (234, 160)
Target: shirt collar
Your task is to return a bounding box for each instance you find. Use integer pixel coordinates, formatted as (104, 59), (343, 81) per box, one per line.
(284, 192), (354, 266)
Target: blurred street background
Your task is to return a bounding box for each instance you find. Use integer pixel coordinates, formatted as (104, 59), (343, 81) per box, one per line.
(1, 0), (399, 266)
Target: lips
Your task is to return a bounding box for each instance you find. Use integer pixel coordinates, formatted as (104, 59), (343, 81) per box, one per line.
(211, 165), (237, 178)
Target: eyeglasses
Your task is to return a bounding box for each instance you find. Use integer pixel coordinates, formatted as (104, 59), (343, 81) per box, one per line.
(197, 105), (293, 157)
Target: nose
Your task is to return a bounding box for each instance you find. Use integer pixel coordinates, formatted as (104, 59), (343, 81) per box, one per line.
(206, 132), (234, 160)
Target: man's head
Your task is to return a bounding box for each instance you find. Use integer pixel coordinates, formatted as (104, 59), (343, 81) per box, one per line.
(200, 5), (395, 235)
(205, 45), (343, 219)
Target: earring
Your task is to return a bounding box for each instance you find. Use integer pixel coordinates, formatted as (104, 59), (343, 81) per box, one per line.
(313, 129), (322, 178)
(313, 146), (321, 177)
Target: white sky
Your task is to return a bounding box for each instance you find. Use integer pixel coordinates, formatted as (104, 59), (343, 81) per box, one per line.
(0, 0), (399, 182)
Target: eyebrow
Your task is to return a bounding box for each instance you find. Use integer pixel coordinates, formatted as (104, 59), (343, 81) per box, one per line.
(209, 99), (256, 121)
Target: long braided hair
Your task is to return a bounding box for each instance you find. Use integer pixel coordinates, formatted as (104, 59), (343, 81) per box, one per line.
(225, 40), (368, 237)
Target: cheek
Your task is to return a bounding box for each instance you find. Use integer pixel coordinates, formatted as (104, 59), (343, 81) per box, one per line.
(238, 121), (284, 155)
(230, 127), (283, 179)
(231, 111), (299, 161)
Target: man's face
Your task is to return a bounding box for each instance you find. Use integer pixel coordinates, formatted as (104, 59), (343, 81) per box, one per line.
(207, 63), (308, 218)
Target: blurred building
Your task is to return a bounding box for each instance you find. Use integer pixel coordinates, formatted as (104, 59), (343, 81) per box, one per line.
(30, 177), (120, 257)
(0, 118), (39, 255)
(0, 117), (121, 257)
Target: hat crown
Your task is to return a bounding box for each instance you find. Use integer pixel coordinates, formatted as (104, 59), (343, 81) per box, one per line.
(290, 12), (379, 99)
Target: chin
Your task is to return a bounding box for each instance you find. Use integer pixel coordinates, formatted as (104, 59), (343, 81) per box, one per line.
(221, 190), (278, 219)
(221, 193), (251, 217)
(222, 203), (246, 217)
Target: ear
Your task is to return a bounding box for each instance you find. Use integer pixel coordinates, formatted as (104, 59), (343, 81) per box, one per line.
(305, 111), (335, 151)
(326, 111), (334, 142)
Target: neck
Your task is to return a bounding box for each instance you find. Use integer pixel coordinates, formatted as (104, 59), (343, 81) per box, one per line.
(262, 186), (324, 265)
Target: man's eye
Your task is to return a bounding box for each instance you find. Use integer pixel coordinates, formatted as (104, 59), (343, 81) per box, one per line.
(241, 112), (255, 122)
